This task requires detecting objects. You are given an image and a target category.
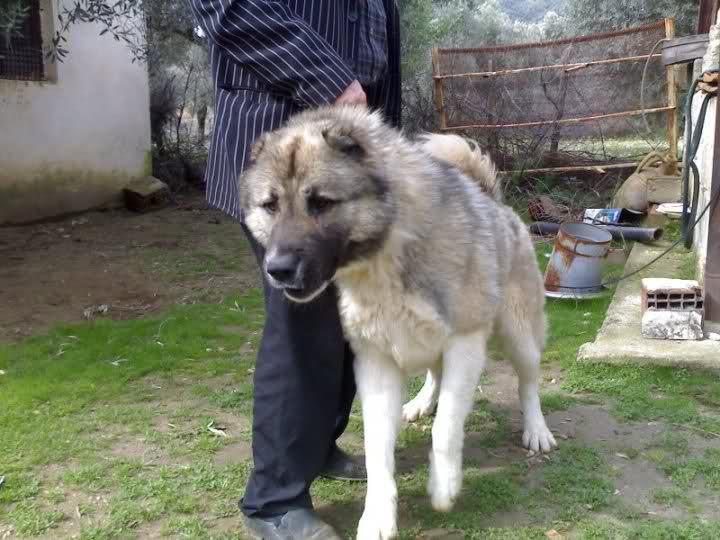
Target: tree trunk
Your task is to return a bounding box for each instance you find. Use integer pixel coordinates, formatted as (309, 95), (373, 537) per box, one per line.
(196, 103), (208, 144)
(549, 72), (569, 154)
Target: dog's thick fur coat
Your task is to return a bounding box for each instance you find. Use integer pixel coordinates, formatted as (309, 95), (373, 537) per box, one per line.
(240, 105), (557, 539)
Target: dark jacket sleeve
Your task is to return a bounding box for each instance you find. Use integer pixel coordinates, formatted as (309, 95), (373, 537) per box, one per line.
(189, 0), (357, 107)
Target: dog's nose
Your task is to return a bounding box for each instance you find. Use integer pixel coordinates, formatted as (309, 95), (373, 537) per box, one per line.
(266, 252), (301, 285)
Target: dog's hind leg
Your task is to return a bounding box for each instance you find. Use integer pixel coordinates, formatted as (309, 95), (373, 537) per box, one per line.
(498, 289), (557, 454)
(428, 331), (487, 512)
(402, 366), (441, 422)
(354, 346), (403, 540)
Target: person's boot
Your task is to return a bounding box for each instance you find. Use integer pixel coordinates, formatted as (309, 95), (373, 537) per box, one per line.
(319, 445), (366, 482)
(242, 509), (342, 540)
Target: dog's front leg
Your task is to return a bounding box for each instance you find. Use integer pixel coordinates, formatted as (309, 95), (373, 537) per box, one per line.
(429, 331), (488, 512)
(353, 346), (403, 540)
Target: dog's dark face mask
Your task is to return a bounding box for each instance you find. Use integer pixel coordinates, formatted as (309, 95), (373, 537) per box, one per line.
(240, 120), (395, 303)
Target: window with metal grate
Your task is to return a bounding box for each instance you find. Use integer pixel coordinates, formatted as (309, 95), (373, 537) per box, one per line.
(0, 0), (45, 81)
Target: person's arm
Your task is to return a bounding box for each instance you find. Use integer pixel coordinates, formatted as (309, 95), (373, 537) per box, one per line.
(189, 0), (364, 107)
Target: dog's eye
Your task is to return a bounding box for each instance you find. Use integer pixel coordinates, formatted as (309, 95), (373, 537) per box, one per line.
(308, 195), (338, 214)
(261, 197), (278, 214)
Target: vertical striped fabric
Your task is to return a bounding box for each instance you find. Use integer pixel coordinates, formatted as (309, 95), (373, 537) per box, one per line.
(352, 0), (388, 85)
(189, 0), (401, 221)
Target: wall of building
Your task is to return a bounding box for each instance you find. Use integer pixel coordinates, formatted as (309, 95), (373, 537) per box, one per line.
(692, 91), (715, 284)
(692, 13), (720, 283)
(0, 0), (151, 224)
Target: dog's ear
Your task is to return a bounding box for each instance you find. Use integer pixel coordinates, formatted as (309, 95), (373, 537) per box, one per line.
(249, 133), (269, 163)
(321, 126), (365, 160)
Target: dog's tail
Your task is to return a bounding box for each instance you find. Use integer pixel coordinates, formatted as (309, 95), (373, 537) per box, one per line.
(417, 133), (502, 202)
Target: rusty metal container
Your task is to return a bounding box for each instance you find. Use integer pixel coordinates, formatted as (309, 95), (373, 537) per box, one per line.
(544, 223), (612, 299)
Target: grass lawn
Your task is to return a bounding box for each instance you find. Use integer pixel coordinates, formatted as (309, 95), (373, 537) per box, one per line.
(2, 236), (720, 539)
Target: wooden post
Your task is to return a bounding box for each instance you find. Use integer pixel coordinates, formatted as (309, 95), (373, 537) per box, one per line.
(697, 0), (720, 34)
(431, 48), (448, 130)
(665, 17), (679, 164)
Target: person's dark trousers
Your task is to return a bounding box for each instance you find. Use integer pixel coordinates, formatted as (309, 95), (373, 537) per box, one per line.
(239, 221), (356, 519)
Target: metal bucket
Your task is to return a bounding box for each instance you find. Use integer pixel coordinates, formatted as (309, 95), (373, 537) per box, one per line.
(544, 223), (612, 299)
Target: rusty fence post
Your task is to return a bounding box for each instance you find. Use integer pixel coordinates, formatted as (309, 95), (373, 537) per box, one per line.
(431, 47), (448, 130)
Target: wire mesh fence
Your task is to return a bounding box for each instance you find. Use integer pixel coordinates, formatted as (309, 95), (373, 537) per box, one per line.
(433, 20), (675, 175)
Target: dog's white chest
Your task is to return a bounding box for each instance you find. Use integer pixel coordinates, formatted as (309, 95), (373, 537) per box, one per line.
(338, 283), (448, 373)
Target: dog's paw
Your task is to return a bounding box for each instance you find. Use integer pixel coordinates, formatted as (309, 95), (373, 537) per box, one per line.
(402, 394), (437, 422)
(428, 455), (461, 512)
(522, 423), (557, 453)
(356, 505), (398, 540)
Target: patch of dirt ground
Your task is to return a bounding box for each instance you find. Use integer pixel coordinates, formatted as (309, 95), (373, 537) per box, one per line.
(478, 361), (720, 523)
(0, 193), (258, 341)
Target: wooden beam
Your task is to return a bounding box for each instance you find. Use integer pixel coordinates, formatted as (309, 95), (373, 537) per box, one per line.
(665, 18), (679, 163)
(662, 34), (710, 66)
(440, 106), (675, 131)
(434, 53), (662, 81)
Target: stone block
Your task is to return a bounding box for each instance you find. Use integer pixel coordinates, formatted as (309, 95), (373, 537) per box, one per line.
(123, 176), (170, 213)
(641, 309), (704, 340)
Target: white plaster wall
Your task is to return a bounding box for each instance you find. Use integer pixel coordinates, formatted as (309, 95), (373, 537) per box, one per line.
(692, 91), (715, 284)
(693, 12), (720, 284)
(0, 0), (151, 223)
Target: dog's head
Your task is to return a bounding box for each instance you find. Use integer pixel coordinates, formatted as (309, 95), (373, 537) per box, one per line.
(239, 106), (396, 303)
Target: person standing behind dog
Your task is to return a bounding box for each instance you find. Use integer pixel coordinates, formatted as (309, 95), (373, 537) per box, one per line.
(188, 0), (401, 537)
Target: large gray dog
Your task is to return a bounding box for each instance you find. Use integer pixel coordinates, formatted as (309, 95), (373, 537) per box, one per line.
(240, 105), (557, 539)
